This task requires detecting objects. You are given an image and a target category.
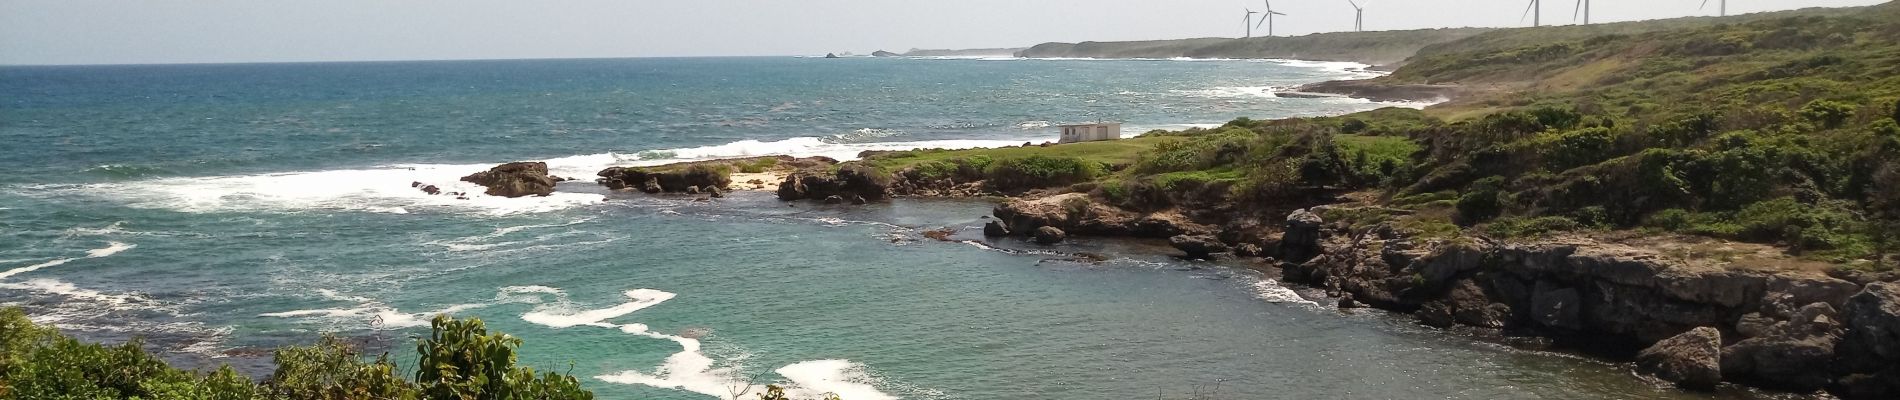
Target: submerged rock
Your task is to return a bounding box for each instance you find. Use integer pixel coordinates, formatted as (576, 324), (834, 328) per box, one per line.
(983, 220), (1011, 237)
(1638, 327), (1723, 390)
(1168, 234), (1228, 260)
(460, 162), (557, 198)
(1033, 226), (1066, 245)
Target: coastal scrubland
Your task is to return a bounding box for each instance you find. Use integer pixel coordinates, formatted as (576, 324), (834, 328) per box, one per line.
(886, 2), (1900, 272)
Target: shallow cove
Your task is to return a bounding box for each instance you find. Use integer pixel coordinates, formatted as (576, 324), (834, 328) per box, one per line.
(0, 57), (1797, 399)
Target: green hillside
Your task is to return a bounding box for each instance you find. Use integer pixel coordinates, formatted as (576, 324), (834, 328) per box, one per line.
(884, 1), (1900, 270)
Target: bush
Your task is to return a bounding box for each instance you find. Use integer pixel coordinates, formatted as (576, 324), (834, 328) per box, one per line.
(984, 155), (1102, 191)
(1231, 159), (1301, 202)
(1455, 176), (1507, 226)
(1799, 99), (1857, 129)
(0, 308), (599, 400)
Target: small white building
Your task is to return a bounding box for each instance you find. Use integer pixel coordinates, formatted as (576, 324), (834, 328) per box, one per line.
(1057, 122), (1122, 144)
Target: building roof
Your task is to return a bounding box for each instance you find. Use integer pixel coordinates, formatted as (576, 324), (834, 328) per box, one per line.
(1056, 122), (1121, 128)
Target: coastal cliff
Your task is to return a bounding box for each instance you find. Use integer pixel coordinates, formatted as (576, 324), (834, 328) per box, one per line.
(1275, 210), (1900, 396)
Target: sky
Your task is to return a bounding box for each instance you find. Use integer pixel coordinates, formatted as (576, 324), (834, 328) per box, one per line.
(0, 0), (1888, 65)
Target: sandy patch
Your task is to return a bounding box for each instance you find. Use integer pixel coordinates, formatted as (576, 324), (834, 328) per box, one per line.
(728, 171), (785, 191)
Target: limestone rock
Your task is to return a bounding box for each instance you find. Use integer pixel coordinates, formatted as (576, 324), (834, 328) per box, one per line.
(823, 195), (845, 204)
(982, 220), (1011, 237)
(777, 163), (889, 202)
(1280, 208), (1324, 262)
(1033, 226), (1066, 245)
(1168, 234), (1228, 260)
(1842, 282), (1900, 363)
(1638, 327), (1723, 390)
(1531, 284), (1582, 330)
(460, 162), (557, 198)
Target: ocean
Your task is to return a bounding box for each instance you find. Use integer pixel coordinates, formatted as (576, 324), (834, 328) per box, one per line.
(0, 57), (1761, 399)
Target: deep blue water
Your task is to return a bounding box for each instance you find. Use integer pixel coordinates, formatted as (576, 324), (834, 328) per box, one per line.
(0, 57), (1770, 399)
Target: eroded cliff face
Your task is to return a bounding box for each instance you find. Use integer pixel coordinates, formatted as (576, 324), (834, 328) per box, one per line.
(1275, 209), (1899, 398)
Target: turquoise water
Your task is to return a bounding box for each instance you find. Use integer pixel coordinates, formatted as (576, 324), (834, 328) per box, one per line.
(2, 57), (1767, 399)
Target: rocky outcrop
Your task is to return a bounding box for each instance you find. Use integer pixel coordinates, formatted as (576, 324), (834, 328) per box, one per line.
(992, 193), (1208, 239)
(778, 164), (890, 203)
(871, 50), (901, 57)
(461, 162), (558, 198)
(1033, 226), (1066, 245)
(597, 164), (730, 194)
(1638, 327), (1723, 390)
(1168, 234), (1228, 260)
(1297, 79), (1463, 103)
(1279, 209), (1325, 262)
(983, 221), (1011, 237)
(1277, 217), (1899, 399)
(1833, 283), (1900, 398)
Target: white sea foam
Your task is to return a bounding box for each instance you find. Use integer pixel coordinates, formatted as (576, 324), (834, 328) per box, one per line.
(0, 278), (144, 306)
(1250, 279), (1320, 307)
(39, 162), (606, 216)
(487, 286), (904, 399)
(546, 136), (1037, 173)
(424, 218), (598, 252)
(1175, 86), (1282, 100)
(520, 289), (676, 328)
(259, 289), (492, 329)
(777, 360), (897, 400)
(0, 241), (135, 281)
(597, 322), (762, 399)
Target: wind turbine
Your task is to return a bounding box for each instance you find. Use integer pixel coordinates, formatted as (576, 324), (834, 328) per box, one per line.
(1701, 0), (1727, 16)
(1255, 0), (1288, 37)
(1521, 0), (1542, 27)
(1244, 7), (1260, 38)
(1574, 0), (1591, 25)
(1346, 0), (1366, 32)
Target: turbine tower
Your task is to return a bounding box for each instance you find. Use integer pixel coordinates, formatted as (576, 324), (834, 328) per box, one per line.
(1701, 0), (1727, 16)
(1255, 0), (1289, 37)
(1521, 0), (1543, 27)
(1346, 0), (1366, 32)
(1574, 0), (1591, 25)
(1243, 7), (1260, 38)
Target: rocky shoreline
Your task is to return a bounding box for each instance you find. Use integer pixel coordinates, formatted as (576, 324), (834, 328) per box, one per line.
(450, 152), (1900, 400)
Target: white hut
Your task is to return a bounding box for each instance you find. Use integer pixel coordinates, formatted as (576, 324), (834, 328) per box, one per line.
(1057, 123), (1122, 144)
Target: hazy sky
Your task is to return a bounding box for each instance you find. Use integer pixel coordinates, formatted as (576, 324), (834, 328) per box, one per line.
(0, 0), (1887, 65)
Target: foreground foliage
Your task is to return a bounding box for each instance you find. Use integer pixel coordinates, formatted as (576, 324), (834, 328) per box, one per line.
(0, 308), (594, 400)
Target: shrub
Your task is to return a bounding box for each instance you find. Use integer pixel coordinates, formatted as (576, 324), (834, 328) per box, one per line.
(0, 309), (599, 400)
(1536, 127), (1619, 172)
(269, 335), (415, 399)
(1232, 159), (1301, 203)
(984, 155), (1102, 191)
(1455, 176), (1507, 226)
(1799, 99), (1857, 129)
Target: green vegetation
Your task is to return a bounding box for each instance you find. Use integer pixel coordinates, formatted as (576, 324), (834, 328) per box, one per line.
(891, 3), (1900, 270)
(0, 308), (595, 399)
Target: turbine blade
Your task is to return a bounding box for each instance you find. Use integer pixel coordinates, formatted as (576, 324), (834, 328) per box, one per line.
(1256, 16), (1269, 29)
(1521, 0), (1537, 23)
(1700, 0), (1710, 10)
(1574, 0), (1583, 21)
(1272, 11), (1287, 15)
